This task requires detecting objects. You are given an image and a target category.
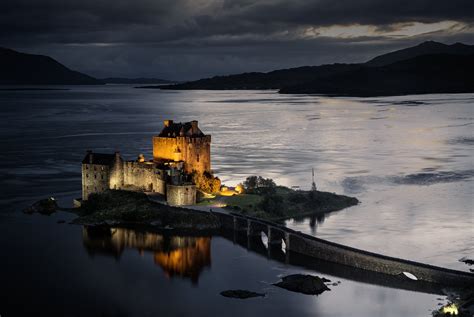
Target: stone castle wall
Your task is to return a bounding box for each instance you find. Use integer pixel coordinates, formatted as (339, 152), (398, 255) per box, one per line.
(109, 154), (124, 190)
(152, 135), (211, 174)
(166, 184), (196, 206)
(123, 161), (166, 195)
(82, 161), (167, 200)
(82, 164), (111, 200)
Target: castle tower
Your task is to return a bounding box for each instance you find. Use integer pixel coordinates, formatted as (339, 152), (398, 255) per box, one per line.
(152, 120), (211, 174)
(109, 151), (124, 190)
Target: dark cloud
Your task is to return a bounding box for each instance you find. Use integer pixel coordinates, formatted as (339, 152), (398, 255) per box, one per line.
(1, 0), (473, 79)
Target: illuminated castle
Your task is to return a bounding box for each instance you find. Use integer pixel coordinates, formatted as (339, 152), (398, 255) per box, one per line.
(153, 120), (211, 174)
(81, 120), (211, 206)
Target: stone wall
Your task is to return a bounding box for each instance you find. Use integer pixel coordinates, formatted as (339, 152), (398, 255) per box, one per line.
(152, 135), (211, 174)
(123, 161), (166, 195)
(82, 163), (110, 200)
(166, 184), (196, 206)
(109, 153), (124, 190)
(214, 212), (474, 287)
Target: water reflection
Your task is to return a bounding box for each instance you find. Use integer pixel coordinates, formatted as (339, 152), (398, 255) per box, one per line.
(289, 213), (328, 235)
(82, 226), (211, 283)
(82, 225), (467, 297)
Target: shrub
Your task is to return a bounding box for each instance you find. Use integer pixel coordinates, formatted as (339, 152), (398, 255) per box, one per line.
(258, 193), (284, 216)
(192, 171), (221, 194)
(243, 176), (276, 194)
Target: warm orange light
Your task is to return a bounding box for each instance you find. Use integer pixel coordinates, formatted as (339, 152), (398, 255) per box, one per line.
(153, 238), (211, 283)
(442, 303), (458, 315)
(235, 184), (244, 194)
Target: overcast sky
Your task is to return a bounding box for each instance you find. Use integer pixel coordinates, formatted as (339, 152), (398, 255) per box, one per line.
(2, 0), (473, 80)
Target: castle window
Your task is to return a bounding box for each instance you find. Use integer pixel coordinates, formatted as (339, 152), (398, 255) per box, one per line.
(85, 166), (88, 170)
(197, 154), (200, 162)
(101, 175), (104, 180)
(94, 174), (97, 179)
(86, 174), (89, 178)
(101, 166), (104, 171)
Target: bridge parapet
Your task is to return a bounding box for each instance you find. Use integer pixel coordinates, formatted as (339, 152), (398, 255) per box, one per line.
(214, 211), (474, 288)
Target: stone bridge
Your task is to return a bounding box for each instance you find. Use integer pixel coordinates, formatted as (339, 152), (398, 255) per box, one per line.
(213, 211), (474, 293)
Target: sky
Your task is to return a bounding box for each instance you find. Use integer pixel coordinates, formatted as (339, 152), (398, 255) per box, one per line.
(1, 0), (473, 80)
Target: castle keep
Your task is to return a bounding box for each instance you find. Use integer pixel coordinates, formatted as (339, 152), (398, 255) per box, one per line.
(153, 120), (211, 174)
(81, 120), (211, 206)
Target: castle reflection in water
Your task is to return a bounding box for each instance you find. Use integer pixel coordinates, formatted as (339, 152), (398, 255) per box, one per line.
(82, 226), (211, 283)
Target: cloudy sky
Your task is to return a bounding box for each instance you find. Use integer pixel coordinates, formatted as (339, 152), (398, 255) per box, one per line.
(2, 0), (473, 80)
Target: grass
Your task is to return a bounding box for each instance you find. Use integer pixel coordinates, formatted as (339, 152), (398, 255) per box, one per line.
(197, 186), (359, 221)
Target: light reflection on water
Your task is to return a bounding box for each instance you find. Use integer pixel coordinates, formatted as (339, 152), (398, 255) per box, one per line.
(82, 226), (212, 284)
(0, 86), (472, 316)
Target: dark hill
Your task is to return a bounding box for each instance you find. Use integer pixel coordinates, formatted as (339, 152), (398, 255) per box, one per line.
(0, 47), (102, 85)
(159, 41), (474, 96)
(280, 54), (474, 96)
(159, 64), (361, 90)
(101, 77), (174, 84)
(365, 41), (474, 67)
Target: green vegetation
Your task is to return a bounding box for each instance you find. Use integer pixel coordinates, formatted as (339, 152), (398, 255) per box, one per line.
(243, 176), (276, 194)
(192, 171), (221, 194)
(205, 176), (359, 221)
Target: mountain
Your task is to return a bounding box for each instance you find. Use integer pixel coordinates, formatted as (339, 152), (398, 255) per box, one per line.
(159, 41), (474, 96)
(365, 41), (474, 67)
(101, 77), (174, 84)
(159, 64), (361, 90)
(0, 47), (102, 85)
(280, 54), (474, 96)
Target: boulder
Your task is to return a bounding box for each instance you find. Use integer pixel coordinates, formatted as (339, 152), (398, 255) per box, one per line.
(220, 289), (265, 299)
(23, 198), (58, 215)
(273, 274), (330, 295)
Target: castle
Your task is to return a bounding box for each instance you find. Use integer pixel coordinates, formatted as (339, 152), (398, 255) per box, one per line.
(81, 120), (211, 206)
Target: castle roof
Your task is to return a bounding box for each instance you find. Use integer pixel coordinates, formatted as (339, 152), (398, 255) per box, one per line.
(158, 120), (205, 138)
(82, 152), (116, 165)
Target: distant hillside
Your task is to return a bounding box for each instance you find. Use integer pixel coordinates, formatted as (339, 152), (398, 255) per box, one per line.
(280, 54), (474, 96)
(0, 47), (102, 85)
(159, 64), (361, 90)
(102, 77), (174, 84)
(365, 41), (474, 67)
(159, 41), (474, 96)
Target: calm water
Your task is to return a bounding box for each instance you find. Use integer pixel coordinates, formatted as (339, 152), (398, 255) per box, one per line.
(0, 86), (472, 316)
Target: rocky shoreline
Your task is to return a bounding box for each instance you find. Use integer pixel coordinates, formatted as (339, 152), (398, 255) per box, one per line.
(25, 188), (359, 230)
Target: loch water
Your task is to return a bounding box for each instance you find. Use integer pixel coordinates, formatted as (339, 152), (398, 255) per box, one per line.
(0, 86), (472, 316)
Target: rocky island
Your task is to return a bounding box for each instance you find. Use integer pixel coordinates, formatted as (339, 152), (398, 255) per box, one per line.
(69, 119), (358, 227)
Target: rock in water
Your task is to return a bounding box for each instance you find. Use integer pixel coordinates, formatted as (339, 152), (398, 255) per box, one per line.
(23, 198), (58, 215)
(274, 274), (330, 295)
(459, 257), (474, 266)
(220, 290), (265, 299)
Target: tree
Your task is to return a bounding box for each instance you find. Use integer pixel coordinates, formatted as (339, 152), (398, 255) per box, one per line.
(192, 171), (221, 194)
(243, 175), (276, 194)
(243, 176), (258, 192)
